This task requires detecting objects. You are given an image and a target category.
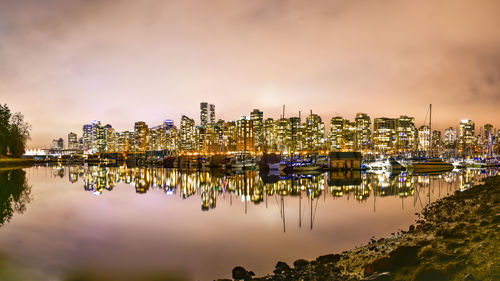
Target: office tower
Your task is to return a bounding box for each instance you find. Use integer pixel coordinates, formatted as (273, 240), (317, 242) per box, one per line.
(134, 121), (149, 152)
(116, 131), (130, 152)
(180, 115), (196, 152)
(209, 104), (215, 124)
(373, 117), (396, 154)
(355, 113), (371, 151)
(82, 124), (93, 151)
(68, 132), (78, 149)
(200, 102), (208, 126)
(236, 116), (255, 152)
(459, 119), (475, 144)
(305, 112), (325, 151)
(395, 116), (416, 155)
(329, 116), (344, 151)
(250, 109), (264, 151)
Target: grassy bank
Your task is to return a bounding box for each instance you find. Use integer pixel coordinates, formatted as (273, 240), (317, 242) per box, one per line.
(224, 175), (500, 281)
(0, 157), (34, 169)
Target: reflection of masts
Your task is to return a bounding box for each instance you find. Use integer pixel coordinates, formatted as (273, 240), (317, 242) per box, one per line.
(281, 196), (286, 233)
(299, 191), (302, 228)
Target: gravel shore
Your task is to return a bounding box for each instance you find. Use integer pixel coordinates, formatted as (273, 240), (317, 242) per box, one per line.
(222, 175), (500, 281)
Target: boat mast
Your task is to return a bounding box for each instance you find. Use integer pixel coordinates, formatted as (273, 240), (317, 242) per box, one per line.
(429, 104), (432, 158)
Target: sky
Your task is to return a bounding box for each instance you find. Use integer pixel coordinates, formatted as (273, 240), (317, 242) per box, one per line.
(1, 0), (499, 147)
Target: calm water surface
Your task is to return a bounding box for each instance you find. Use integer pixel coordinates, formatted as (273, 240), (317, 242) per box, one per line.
(0, 166), (496, 281)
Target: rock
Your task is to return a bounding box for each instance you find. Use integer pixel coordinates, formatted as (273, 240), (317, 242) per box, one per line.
(408, 225), (415, 232)
(388, 245), (420, 267)
(413, 264), (447, 281)
(364, 257), (391, 275)
(316, 254), (341, 264)
(232, 266), (252, 281)
(293, 259), (309, 268)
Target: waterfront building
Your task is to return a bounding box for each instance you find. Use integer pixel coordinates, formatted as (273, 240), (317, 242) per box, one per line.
(373, 117), (396, 154)
(68, 132), (78, 149)
(276, 118), (290, 153)
(304, 112), (325, 151)
(200, 102), (208, 126)
(180, 115), (196, 152)
(418, 125), (430, 155)
(263, 118), (277, 152)
(116, 131), (132, 152)
(342, 120), (357, 151)
(444, 127), (458, 149)
(288, 116), (303, 152)
(329, 116), (344, 151)
(223, 121), (238, 152)
(432, 130), (442, 156)
(82, 123), (94, 151)
(250, 109), (264, 151)
(134, 121), (149, 152)
(395, 116), (416, 155)
(104, 125), (116, 152)
(459, 119), (475, 157)
(355, 113), (371, 151)
(236, 116), (255, 152)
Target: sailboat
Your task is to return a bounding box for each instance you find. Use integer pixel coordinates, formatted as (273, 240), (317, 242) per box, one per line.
(411, 104), (453, 173)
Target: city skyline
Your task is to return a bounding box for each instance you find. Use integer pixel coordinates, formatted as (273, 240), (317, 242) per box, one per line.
(2, 0), (500, 147)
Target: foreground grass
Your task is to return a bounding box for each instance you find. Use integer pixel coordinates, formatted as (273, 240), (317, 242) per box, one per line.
(224, 175), (500, 281)
(0, 157), (33, 168)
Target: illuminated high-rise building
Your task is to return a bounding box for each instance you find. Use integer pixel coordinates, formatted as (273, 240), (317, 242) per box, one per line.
(329, 116), (344, 151)
(373, 117), (396, 154)
(200, 102), (208, 126)
(104, 124), (116, 152)
(134, 121), (149, 152)
(355, 113), (371, 151)
(288, 116), (303, 152)
(250, 109), (264, 151)
(68, 132), (78, 149)
(223, 121), (237, 152)
(82, 124), (94, 151)
(116, 131), (132, 152)
(276, 118), (290, 153)
(180, 115), (196, 152)
(344, 120), (357, 151)
(432, 130), (442, 155)
(304, 112), (325, 151)
(209, 104), (216, 124)
(444, 127), (458, 149)
(418, 125), (430, 154)
(236, 116), (255, 152)
(52, 138), (64, 149)
(484, 123), (493, 138)
(263, 118), (277, 151)
(459, 119), (475, 144)
(395, 116), (416, 155)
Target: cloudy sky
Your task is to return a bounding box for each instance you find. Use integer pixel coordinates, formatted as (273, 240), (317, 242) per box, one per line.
(1, 0), (499, 147)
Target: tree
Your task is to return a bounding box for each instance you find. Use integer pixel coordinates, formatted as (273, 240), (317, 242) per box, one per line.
(0, 104), (31, 157)
(0, 104), (12, 156)
(9, 112), (31, 157)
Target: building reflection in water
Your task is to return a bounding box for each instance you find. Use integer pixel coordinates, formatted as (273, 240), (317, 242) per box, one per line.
(58, 165), (498, 210)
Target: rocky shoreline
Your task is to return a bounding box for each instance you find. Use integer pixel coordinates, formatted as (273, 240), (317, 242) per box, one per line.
(220, 175), (500, 281)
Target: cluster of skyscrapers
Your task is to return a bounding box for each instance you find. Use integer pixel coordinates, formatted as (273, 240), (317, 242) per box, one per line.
(54, 103), (498, 158)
